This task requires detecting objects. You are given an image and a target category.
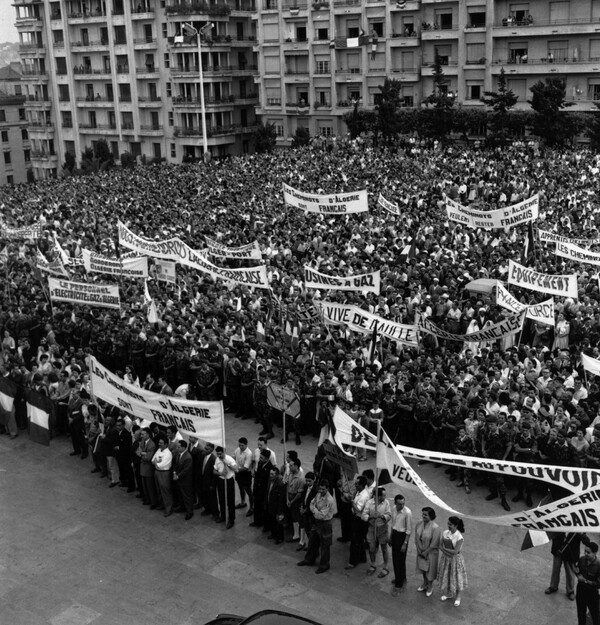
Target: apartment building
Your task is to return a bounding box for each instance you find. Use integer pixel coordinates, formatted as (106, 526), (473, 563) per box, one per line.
(14, 0), (258, 179)
(0, 64), (31, 184)
(254, 0), (600, 145)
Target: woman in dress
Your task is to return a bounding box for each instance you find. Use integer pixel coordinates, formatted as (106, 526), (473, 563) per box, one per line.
(414, 506), (441, 597)
(553, 312), (570, 351)
(437, 516), (467, 606)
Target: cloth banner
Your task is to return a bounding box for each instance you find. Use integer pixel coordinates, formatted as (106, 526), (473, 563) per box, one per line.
(118, 221), (269, 288)
(155, 259), (177, 284)
(48, 277), (120, 310)
(36, 250), (69, 278)
(418, 310), (525, 343)
(0, 376), (16, 427)
(582, 353), (600, 377)
(283, 182), (368, 214)
(495, 283), (555, 326)
(320, 301), (418, 346)
(377, 193), (402, 216)
(205, 236), (262, 260)
(27, 388), (52, 446)
(1, 221), (43, 239)
(304, 266), (381, 295)
(539, 230), (600, 247)
(82, 249), (148, 278)
(507, 259), (578, 299)
(89, 357), (225, 445)
(445, 195), (539, 229)
(555, 240), (600, 267)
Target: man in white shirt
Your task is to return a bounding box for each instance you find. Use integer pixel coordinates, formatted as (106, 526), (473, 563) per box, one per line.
(252, 436), (276, 473)
(390, 494), (413, 595)
(214, 446), (238, 529)
(234, 437), (254, 516)
(346, 475), (370, 569)
(152, 436), (174, 517)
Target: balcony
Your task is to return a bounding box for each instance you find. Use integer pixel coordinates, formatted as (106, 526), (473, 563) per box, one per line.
(492, 55), (600, 75)
(226, 0), (256, 13)
(15, 16), (42, 28)
(67, 10), (108, 23)
(134, 37), (158, 48)
(76, 96), (115, 107)
(139, 124), (163, 135)
(390, 0), (420, 9)
(25, 96), (51, 107)
(138, 96), (163, 106)
(136, 66), (160, 77)
(421, 24), (459, 40)
(285, 101), (310, 114)
(30, 150), (57, 160)
(70, 40), (110, 51)
(492, 17), (598, 38)
(80, 124), (118, 134)
(28, 122), (55, 134)
(21, 69), (47, 78)
(421, 59), (458, 76)
(74, 68), (113, 79)
(334, 67), (362, 76)
(389, 33), (420, 47)
(131, 6), (156, 19)
(19, 42), (45, 55)
(261, 0), (279, 11)
(165, 1), (232, 17)
(332, 0), (360, 8)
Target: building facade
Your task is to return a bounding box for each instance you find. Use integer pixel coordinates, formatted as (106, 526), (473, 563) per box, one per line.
(14, 0), (258, 178)
(254, 0), (600, 145)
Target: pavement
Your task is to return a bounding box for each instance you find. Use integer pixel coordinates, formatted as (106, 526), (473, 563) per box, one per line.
(0, 412), (585, 625)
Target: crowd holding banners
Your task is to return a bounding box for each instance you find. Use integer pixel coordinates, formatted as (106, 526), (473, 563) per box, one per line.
(377, 193), (402, 217)
(48, 277), (121, 310)
(5, 140), (600, 595)
(1, 221), (43, 240)
(154, 258), (177, 284)
(555, 241), (600, 268)
(538, 230), (600, 247)
(204, 236), (262, 261)
(507, 259), (579, 299)
(283, 182), (369, 214)
(304, 266), (381, 295)
(495, 283), (555, 326)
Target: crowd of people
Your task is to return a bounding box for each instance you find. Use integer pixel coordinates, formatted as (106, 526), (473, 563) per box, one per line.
(2, 138), (600, 611)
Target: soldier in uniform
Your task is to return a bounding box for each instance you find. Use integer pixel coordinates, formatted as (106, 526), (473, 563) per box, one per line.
(239, 354), (256, 420)
(511, 421), (537, 507)
(481, 414), (512, 511)
(254, 369), (274, 439)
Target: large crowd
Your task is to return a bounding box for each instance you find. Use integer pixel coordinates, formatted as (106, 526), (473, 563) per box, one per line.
(2, 138), (600, 613)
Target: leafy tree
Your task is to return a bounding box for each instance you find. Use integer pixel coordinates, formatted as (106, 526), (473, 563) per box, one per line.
(63, 151), (76, 174)
(291, 126), (311, 148)
(528, 78), (575, 147)
(80, 140), (114, 174)
(452, 107), (489, 141)
(375, 78), (404, 146)
(120, 152), (136, 169)
(422, 54), (454, 140)
(481, 68), (518, 145)
(587, 104), (600, 151)
(342, 108), (377, 140)
(252, 121), (277, 153)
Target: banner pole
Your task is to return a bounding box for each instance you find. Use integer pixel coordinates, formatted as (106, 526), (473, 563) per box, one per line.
(374, 419), (381, 495)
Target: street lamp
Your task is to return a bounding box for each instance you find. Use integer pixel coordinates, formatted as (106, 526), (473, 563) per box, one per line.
(183, 21), (214, 163)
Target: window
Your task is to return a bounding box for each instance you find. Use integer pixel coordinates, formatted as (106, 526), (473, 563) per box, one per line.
(467, 83), (483, 100)
(296, 25), (307, 42)
(468, 11), (486, 27)
(6, 175), (12, 185)
(592, 39), (600, 61)
(61, 111), (72, 128)
(466, 43), (485, 64)
(264, 55), (280, 73)
(114, 25), (126, 45)
(347, 20), (359, 38)
(153, 143), (161, 159)
(316, 28), (328, 41)
(1, 131), (8, 143)
(316, 90), (330, 106)
(275, 124), (284, 137)
(166, 82), (171, 98)
(170, 143), (176, 157)
(435, 11), (453, 29)
(265, 86), (281, 105)
(263, 23), (279, 41)
(369, 22), (384, 37)
(348, 89), (361, 101)
(22, 129), (28, 140)
(548, 40), (568, 62)
(164, 53), (170, 69)
(589, 81), (600, 101)
(4, 152), (11, 165)
(347, 52), (360, 72)
(401, 51), (414, 71)
(64, 140), (75, 155)
(509, 3), (530, 23)
(58, 84), (70, 102)
(508, 42), (528, 63)
(111, 141), (119, 159)
(162, 23), (167, 38)
(549, 1), (569, 23)
(168, 111), (174, 126)
(507, 78), (527, 101)
(320, 126), (333, 137)
(315, 59), (329, 74)
(434, 45), (451, 65)
(0, 111), (6, 123)
(24, 149), (30, 162)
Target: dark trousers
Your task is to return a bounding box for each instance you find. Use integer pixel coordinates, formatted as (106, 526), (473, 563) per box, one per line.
(305, 520), (332, 569)
(216, 477), (236, 523)
(177, 480), (195, 515)
(576, 584), (599, 625)
(141, 474), (158, 506)
(199, 486), (218, 516)
(71, 424), (87, 457)
(338, 500), (353, 541)
(349, 516), (368, 566)
(117, 456), (135, 489)
(391, 530), (408, 588)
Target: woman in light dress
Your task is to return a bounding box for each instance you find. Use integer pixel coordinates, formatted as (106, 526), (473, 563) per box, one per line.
(414, 506), (441, 597)
(552, 312), (570, 351)
(437, 516), (468, 607)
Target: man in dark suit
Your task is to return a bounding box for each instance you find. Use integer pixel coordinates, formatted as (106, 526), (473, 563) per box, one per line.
(188, 436), (204, 509)
(264, 466), (286, 544)
(114, 417), (135, 492)
(198, 442), (217, 518)
(173, 439), (194, 520)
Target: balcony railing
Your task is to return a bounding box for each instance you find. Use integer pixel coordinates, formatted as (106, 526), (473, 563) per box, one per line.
(494, 54), (592, 64)
(171, 65), (234, 73)
(493, 16), (597, 28)
(136, 66), (158, 73)
(80, 123), (117, 130)
(68, 9), (108, 18)
(165, 2), (232, 17)
(174, 95), (237, 104)
(140, 124), (163, 131)
(71, 40), (109, 47)
(138, 96), (162, 102)
(74, 66), (112, 75)
(134, 38), (157, 44)
(76, 96), (114, 102)
(19, 43), (44, 51)
(29, 122), (54, 128)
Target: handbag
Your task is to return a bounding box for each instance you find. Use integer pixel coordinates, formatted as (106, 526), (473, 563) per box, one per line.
(417, 555), (429, 571)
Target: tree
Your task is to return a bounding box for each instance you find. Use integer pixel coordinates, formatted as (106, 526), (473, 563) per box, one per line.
(481, 68), (518, 145)
(63, 151), (76, 174)
(253, 121), (277, 154)
(342, 108), (377, 140)
(120, 152), (136, 169)
(528, 78), (575, 147)
(80, 140), (114, 174)
(375, 77), (404, 146)
(587, 104), (600, 151)
(291, 126), (311, 148)
(422, 54), (454, 140)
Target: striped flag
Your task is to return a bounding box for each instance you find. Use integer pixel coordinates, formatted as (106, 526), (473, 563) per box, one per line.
(256, 319), (265, 342)
(520, 490), (553, 551)
(0, 376), (16, 427)
(27, 388), (52, 446)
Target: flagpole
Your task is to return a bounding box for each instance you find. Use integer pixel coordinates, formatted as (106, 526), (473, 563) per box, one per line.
(374, 418), (381, 497)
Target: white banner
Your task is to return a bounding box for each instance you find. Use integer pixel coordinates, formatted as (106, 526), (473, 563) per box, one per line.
(304, 266), (380, 294)
(48, 277), (120, 309)
(36, 250), (69, 278)
(508, 259), (578, 299)
(2, 222), (43, 239)
(118, 221), (269, 288)
(582, 353), (600, 377)
(320, 301), (418, 345)
(155, 259), (177, 284)
(89, 357), (224, 445)
(539, 230), (600, 247)
(377, 193), (401, 216)
(82, 249), (148, 278)
(205, 236), (262, 260)
(555, 240), (600, 267)
(495, 283), (555, 326)
(445, 195), (539, 229)
(418, 310), (525, 342)
(283, 182), (368, 214)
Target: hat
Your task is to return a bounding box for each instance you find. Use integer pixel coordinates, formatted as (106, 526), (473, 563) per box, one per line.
(486, 415), (498, 424)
